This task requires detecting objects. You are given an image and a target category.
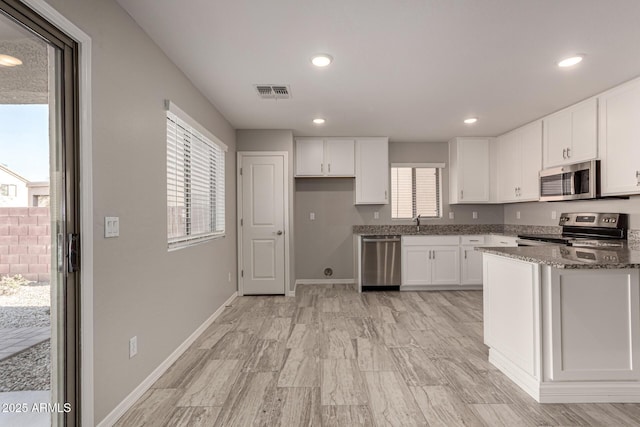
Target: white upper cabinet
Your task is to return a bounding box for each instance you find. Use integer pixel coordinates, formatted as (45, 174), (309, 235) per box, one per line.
(599, 78), (640, 196)
(295, 138), (354, 177)
(497, 120), (542, 203)
(355, 137), (389, 204)
(543, 98), (597, 168)
(449, 137), (491, 204)
(295, 138), (324, 176)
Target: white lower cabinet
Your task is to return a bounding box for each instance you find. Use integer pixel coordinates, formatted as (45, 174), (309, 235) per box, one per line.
(401, 236), (460, 288)
(461, 246), (483, 285)
(460, 235), (486, 285)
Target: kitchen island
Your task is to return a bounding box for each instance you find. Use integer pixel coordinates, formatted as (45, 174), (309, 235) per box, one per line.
(479, 244), (640, 403)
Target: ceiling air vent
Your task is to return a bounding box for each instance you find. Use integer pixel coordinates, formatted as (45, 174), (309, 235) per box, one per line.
(254, 84), (291, 99)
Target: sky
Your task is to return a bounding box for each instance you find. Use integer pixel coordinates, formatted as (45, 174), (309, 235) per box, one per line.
(0, 104), (50, 182)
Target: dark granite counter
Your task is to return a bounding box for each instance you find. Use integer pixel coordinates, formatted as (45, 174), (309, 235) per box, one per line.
(478, 243), (640, 269)
(352, 224), (560, 236)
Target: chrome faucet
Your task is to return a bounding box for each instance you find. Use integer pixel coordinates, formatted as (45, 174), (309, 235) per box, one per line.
(413, 214), (422, 232)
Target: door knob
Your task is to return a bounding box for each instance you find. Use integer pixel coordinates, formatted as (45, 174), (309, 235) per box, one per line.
(277, 230), (283, 235)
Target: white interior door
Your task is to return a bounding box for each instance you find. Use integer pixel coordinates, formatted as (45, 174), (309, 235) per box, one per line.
(240, 154), (286, 294)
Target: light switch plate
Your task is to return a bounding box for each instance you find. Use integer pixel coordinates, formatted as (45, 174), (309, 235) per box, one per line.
(310, 212), (315, 221)
(472, 211), (478, 219)
(105, 216), (120, 238)
(374, 211), (379, 220)
(449, 212), (454, 220)
(516, 211), (521, 220)
(551, 211), (557, 220)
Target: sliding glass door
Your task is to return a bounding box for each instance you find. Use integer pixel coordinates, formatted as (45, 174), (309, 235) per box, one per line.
(0, 1), (80, 425)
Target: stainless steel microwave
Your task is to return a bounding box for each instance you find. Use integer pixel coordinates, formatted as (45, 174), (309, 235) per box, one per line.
(539, 160), (600, 201)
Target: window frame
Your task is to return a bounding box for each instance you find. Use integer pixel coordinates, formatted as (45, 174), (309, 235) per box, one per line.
(166, 101), (227, 250)
(390, 162), (444, 220)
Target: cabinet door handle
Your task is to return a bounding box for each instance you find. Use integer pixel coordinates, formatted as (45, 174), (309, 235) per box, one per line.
(321, 163), (323, 173)
(432, 251), (435, 260)
(562, 148), (567, 159)
(566, 147), (571, 158)
(464, 250), (467, 259)
(461, 189), (464, 199)
(636, 171), (640, 186)
(384, 190), (387, 200)
(328, 163), (331, 173)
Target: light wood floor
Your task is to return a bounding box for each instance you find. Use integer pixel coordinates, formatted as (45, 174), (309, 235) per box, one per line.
(116, 284), (640, 426)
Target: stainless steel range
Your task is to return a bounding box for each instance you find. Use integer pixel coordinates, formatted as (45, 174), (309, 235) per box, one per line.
(516, 212), (627, 248)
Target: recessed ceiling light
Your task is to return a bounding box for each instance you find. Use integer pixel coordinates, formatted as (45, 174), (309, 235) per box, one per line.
(311, 54), (333, 67)
(464, 117), (478, 124)
(313, 118), (326, 124)
(0, 54), (22, 67)
(557, 55), (584, 68)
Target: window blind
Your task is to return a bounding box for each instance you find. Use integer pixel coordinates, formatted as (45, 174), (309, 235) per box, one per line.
(166, 102), (226, 249)
(391, 165), (441, 219)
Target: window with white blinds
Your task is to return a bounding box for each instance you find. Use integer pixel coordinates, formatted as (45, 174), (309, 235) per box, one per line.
(166, 101), (227, 249)
(391, 164), (442, 219)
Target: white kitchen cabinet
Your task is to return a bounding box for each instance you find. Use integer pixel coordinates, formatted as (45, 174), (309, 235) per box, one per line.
(483, 254), (540, 378)
(295, 138), (355, 177)
(599, 78), (640, 196)
(543, 98), (597, 168)
(483, 253), (640, 403)
(460, 235), (486, 285)
(448, 137), (491, 203)
(401, 236), (460, 287)
(496, 120), (542, 203)
(295, 138), (324, 176)
(355, 137), (389, 204)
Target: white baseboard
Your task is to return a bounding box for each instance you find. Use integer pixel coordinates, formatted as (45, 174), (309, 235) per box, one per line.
(400, 284), (482, 291)
(295, 278), (355, 286)
(489, 348), (640, 403)
(97, 291), (238, 427)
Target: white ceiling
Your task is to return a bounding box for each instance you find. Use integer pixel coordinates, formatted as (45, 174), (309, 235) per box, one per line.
(116, 0), (640, 142)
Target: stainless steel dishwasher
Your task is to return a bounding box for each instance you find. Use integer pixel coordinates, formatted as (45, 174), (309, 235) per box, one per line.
(361, 235), (401, 291)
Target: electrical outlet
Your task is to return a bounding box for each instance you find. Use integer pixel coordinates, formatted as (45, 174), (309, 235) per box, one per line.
(472, 211), (478, 219)
(310, 212), (315, 221)
(449, 212), (454, 220)
(516, 211), (521, 220)
(374, 211), (379, 220)
(129, 336), (137, 359)
(551, 211), (557, 220)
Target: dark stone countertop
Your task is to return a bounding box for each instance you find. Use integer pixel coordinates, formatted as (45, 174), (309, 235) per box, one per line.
(478, 243), (640, 269)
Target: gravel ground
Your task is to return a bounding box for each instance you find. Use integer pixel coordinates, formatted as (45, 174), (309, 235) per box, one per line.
(0, 283), (51, 391)
(0, 283), (50, 328)
(0, 340), (50, 391)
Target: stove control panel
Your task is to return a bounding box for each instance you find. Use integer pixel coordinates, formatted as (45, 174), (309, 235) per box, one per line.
(559, 212), (624, 229)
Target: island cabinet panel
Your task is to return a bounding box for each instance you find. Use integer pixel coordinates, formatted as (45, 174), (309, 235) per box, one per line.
(483, 254), (541, 379)
(546, 268), (640, 382)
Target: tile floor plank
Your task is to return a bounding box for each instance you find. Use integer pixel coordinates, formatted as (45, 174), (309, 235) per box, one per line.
(213, 372), (276, 427)
(363, 371), (427, 427)
(164, 406), (222, 427)
(321, 359), (368, 406)
(277, 348), (320, 387)
(177, 359), (241, 407)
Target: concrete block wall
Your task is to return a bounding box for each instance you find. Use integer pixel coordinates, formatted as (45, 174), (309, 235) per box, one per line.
(0, 207), (51, 283)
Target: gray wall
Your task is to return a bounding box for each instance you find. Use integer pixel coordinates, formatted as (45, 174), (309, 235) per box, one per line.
(44, 0), (237, 422)
(504, 196), (640, 228)
(236, 130), (296, 293)
(294, 141), (504, 280)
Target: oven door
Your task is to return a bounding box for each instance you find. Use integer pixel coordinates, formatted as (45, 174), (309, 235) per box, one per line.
(539, 160), (599, 201)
